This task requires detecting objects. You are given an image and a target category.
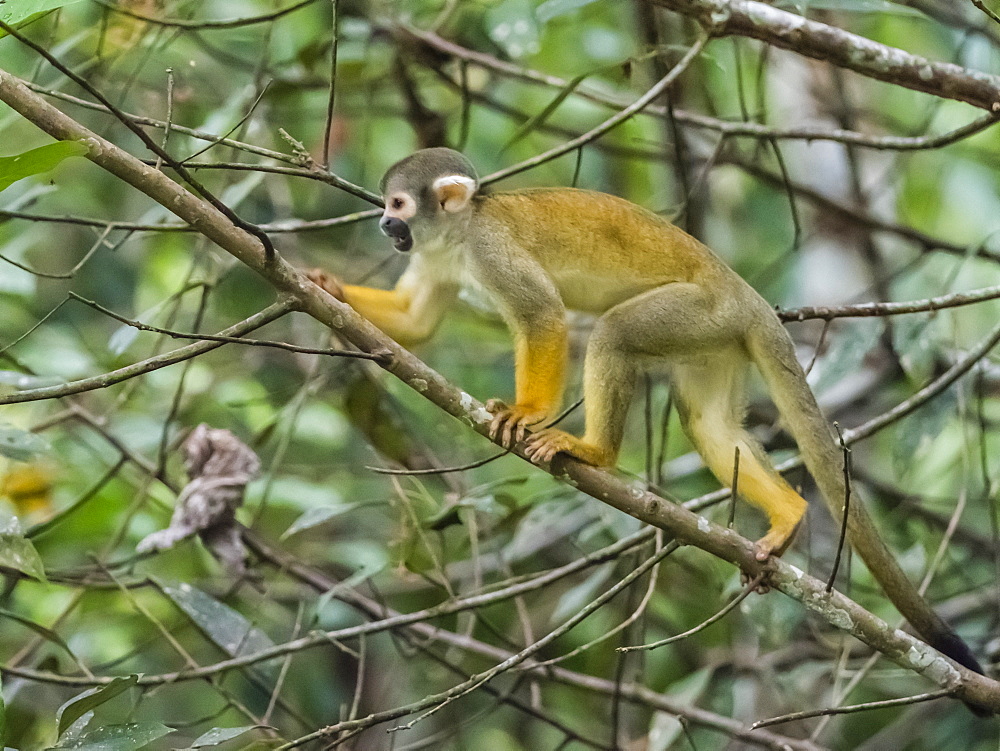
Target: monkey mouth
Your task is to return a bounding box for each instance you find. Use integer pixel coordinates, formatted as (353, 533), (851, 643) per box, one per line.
(384, 230), (413, 253)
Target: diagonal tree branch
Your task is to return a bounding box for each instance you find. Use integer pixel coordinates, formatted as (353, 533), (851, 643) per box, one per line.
(1, 65), (999, 711)
(652, 0), (1000, 112)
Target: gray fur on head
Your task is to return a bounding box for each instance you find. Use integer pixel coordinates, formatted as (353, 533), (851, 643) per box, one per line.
(380, 148), (479, 195)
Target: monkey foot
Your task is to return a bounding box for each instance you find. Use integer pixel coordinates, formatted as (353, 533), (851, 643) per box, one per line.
(306, 268), (345, 301)
(486, 400), (549, 448)
(740, 569), (772, 595)
(524, 428), (614, 466)
(752, 522), (800, 562)
(739, 522), (800, 593)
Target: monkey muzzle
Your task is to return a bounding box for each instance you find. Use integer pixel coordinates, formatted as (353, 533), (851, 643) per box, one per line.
(379, 215), (413, 253)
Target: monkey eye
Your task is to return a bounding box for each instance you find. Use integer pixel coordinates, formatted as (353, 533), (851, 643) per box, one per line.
(390, 196), (405, 210)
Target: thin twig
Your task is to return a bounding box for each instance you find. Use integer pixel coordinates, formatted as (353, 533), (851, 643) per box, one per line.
(0, 20), (277, 257)
(520, 540), (678, 669)
(825, 424), (852, 594)
(751, 687), (956, 729)
(0, 301), (296, 405)
(484, 36), (708, 183)
(972, 0), (1000, 27)
(780, 283), (1000, 322)
(618, 574), (762, 652)
(321, 0), (339, 168)
(729, 446), (741, 529)
(94, 0), (320, 29)
(406, 25), (1000, 150)
(66, 292), (388, 362)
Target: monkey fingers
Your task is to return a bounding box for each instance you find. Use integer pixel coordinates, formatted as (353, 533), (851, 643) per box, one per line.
(486, 399), (547, 448)
(305, 268), (346, 301)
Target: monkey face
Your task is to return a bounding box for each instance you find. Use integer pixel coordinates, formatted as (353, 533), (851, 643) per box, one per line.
(380, 191), (417, 252)
(378, 148), (480, 254)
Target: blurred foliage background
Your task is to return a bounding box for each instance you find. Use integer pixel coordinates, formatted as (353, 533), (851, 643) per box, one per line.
(1, 0), (1000, 748)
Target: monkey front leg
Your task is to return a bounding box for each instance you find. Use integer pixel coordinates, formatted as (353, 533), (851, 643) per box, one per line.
(308, 268), (456, 347)
(489, 323), (568, 448)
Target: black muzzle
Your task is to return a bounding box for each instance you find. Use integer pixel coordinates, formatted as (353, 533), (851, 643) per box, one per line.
(379, 215), (413, 252)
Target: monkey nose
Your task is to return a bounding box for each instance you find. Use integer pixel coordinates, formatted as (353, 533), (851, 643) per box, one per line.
(379, 215), (406, 236)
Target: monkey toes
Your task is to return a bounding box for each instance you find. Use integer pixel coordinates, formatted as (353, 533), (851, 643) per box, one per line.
(740, 569), (772, 595)
(752, 522), (800, 562)
(524, 429), (614, 466)
(524, 428), (578, 463)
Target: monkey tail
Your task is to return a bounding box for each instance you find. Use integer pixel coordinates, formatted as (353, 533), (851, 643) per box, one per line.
(748, 310), (984, 677)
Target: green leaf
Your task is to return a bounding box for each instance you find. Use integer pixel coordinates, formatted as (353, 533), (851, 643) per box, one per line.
(106, 325), (140, 357)
(188, 725), (264, 748)
(57, 707), (93, 746)
(0, 607), (74, 660)
(813, 318), (884, 394)
(49, 721), (172, 750)
(424, 493), (513, 530)
(536, 0), (603, 23)
(648, 668), (714, 751)
(57, 676), (139, 737)
(550, 563), (611, 623)
(314, 561), (385, 615)
(388, 527), (436, 574)
(892, 387), (957, 479)
(0, 423), (50, 462)
(264, 476), (344, 511)
(280, 503), (362, 540)
(0, 141), (88, 193)
(0, 532), (47, 581)
(502, 72), (588, 151)
(892, 314), (937, 382)
(424, 500), (465, 531)
(0, 0), (86, 26)
(161, 583), (278, 678)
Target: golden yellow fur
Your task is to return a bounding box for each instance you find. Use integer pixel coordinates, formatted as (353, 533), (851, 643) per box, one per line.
(307, 148), (982, 674)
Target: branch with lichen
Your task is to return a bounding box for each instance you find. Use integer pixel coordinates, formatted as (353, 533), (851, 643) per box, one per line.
(653, 0), (1000, 112)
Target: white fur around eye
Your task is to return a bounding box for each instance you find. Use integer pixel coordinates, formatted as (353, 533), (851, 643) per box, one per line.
(385, 193), (416, 219)
(432, 174), (477, 212)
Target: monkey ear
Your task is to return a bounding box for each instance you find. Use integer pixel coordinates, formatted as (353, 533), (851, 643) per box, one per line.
(432, 175), (477, 213)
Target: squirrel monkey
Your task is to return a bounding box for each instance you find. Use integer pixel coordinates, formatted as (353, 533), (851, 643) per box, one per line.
(309, 147), (982, 675)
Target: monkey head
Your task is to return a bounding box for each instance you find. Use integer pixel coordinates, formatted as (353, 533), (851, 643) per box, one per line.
(378, 148), (479, 253)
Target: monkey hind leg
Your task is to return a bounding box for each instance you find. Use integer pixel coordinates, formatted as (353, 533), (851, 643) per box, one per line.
(525, 331), (636, 467)
(671, 359), (807, 560)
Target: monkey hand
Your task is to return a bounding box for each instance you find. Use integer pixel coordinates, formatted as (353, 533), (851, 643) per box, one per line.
(523, 428), (615, 467)
(306, 268), (346, 301)
(486, 399), (551, 448)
